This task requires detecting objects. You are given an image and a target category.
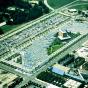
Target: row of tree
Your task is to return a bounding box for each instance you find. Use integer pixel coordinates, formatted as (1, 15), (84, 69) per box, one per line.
(78, 10), (88, 17)
(0, 28), (4, 35)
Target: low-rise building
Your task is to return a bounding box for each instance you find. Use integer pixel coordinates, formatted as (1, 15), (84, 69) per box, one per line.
(52, 64), (70, 75)
(47, 84), (60, 88)
(80, 62), (88, 80)
(0, 69), (18, 88)
(63, 79), (82, 88)
(82, 40), (88, 47)
(68, 9), (77, 13)
(77, 47), (88, 62)
(58, 29), (71, 40)
(0, 22), (6, 27)
(80, 62), (88, 70)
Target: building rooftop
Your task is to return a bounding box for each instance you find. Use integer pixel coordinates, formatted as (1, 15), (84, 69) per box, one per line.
(58, 29), (71, 40)
(82, 40), (88, 47)
(59, 29), (67, 33)
(82, 62), (88, 70)
(0, 22), (6, 27)
(77, 47), (88, 61)
(68, 9), (77, 12)
(0, 69), (18, 87)
(47, 84), (60, 88)
(53, 64), (70, 73)
(7, 7), (16, 11)
(63, 79), (82, 88)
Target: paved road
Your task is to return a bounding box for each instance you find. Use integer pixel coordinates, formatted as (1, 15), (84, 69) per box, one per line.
(0, 62), (28, 78)
(62, 20), (88, 34)
(44, 0), (54, 11)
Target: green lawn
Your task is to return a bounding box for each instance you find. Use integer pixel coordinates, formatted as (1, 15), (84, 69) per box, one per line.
(47, 0), (75, 9)
(68, 0), (88, 6)
(47, 44), (63, 55)
(1, 24), (20, 33)
(67, 1), (88, 10)
(70, 4), (88, 10)
(47, 32), (80, 55)
(47, 38), (63, 55)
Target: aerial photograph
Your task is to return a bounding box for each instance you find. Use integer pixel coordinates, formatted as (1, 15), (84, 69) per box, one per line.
(0, 0), (88, 88)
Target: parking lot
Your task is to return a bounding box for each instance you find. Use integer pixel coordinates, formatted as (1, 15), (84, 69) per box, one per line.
(0, 8), (88, 75)
(61, 17), (88, 34)
(0, 13), (69, 72)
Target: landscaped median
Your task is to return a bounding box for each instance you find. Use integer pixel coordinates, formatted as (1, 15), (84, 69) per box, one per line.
(47, 32), (81, 55)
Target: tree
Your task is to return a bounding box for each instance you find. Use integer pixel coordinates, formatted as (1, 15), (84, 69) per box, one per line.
(0, 28), (4, 35)
(0, 0), (14, 8)
(39, 1), (49, 13)
(12, 11), (27, 24)
(39, 1), (44, 6)
(85, 14), (88, 18)
(86, 6), (88, 10)
(0, 14), (3, 22)
(44, 7), (49, 13)
(78, 10), (82, 14)
(13, 0), (32, 9)
(81, 11), (85, 16)
(30, 4), (43, 20)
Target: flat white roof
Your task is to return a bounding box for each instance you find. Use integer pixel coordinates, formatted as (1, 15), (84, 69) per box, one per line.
(0, 69), (17, 86)
(68, 9), (77, 12)
(64, 79), (82, 88)
(47, 84), (60, 88)
(0, 22), (6, 27)
(59, 29), (67, 33)
(77, 47), (88, 59)
(7, 7), (16, 11)
(58, 35), (71, 40)
(29, 1), (38, 4)
(82, 40), (88, 47)
(53, 64), (70, 73)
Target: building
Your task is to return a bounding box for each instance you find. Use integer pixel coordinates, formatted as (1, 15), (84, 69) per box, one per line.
(82, 40), (88, 47)
(68, 9), (77, 13)
(77, 47), (88, 62)
(80, 62), (88, 70)
(77, 40), (88, 61)
(58, 29), (71, 40)
(52, 64), (70, 75)
(0, 69), (18, 88)
(47, 84), (60, 88)
(63, 79), (82, 88)
(80, 62), (88, 79)
(7, 7), (16, 11)
(0, 22), (6, 27)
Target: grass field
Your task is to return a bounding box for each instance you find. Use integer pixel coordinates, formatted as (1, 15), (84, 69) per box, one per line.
(69, 4), (88, 10)
(47, 0), (75, 9)
(70, 4), (88, 10)
(67, 0), (88, 6)
(1, 24), (20, 33)
(67, 1), (88, 10)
